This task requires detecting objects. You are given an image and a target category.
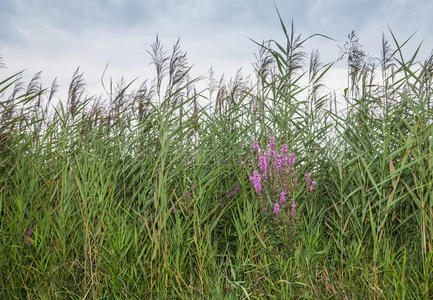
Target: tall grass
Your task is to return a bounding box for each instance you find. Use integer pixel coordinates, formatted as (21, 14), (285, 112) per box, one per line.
(1, 16), (432, 298)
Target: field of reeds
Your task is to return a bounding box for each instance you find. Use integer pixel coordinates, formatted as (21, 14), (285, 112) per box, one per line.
(1, 16), (433, 298)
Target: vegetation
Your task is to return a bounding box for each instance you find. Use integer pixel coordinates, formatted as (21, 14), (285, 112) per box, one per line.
(1, 15), (432, 298)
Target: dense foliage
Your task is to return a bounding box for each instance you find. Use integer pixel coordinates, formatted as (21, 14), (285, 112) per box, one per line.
(1, 17), (432, 298)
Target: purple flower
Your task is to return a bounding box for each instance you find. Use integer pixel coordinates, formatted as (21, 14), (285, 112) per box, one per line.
(249, 170), (262, 194)
(280, 190), (286, 203)
(281, 153), (287, 171)
(281, 144), (288, 154)
(269, 136), (276, 153)
(185, 191), (192, 201)
(25, 230), (33, 246)
(273, 202), (280, 215)
(253, 139), (260, 153)
(291, 202), (296, 221)
(289, 152), (295, 170)
(232, 184), (240, 195)
(227, 184), (240, 198)
(259, 154), (268, 180)
(309, 180), (317, 192)
(275, 154), (283, 172)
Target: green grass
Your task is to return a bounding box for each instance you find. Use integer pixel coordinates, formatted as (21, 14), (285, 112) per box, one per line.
(1, 17), (433, 299)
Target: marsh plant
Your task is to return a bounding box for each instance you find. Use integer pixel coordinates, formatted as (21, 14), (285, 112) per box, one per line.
(1, 12), (433, 299)
(249, 136), (316, 222)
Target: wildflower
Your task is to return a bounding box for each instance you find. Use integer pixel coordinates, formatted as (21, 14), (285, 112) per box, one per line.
(280, 150), (288, 171)
(185, 191), (192, 201)
(231, 184), (240, 196)
(253, 139), (260, 154)
(289, 152), (295, 170)
(309, 180), (317, 192)
(291, 203), (296, 221)
(269, 136), (276, 153)
(281, 144), (288, 155)
(259, 154), (268, 180)
(275, 154), (283, 172)
(25, 230), (33, 246)
(273, 202), (280, 215)
(227, 184), (240, 198)
(305, 172), (310, 187)
(280, 190), (286, 203)
(249, 170), (262, 194)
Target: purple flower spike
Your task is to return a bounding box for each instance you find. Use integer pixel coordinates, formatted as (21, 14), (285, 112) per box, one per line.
(280, 191), (286, 203)
(289, 152), (295, 167)
(309, 180), (317, 192)
(259, 155), (268, 180)
(291, 203), (296, 221)
(230, 184), (240, 197)
(249, 170), (262, 194)
(269, 136), (276, 153)
(253, 139), (260, 153)
(25, 230), (33, 246)
(185, 191), (192, 201)
(273, 202), (280, 215)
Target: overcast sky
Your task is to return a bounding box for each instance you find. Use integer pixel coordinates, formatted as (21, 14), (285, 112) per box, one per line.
(1, 0), (433, 100)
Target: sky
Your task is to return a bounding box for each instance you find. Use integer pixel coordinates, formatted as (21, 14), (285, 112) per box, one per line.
(1, 0), (433, 101)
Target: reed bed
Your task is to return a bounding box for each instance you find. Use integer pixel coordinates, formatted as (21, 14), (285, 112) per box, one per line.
(1, 16), (432, 298)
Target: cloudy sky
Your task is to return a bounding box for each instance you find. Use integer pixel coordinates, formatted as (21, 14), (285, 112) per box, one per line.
(1, 0), (432, 100)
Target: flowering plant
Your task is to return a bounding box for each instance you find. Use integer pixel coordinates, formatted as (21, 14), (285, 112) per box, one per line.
(249, 136), (316, 224)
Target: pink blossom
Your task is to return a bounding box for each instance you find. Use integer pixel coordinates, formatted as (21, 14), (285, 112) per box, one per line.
(280, 190), (286, 203)
(259, 154), (268, 180)
(249, 170), (262, 194)
(273, 202), (280, 215)
(253, 139), (260, 154)
(309, 180), (317, 191)
(269, 136), (276, 153)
